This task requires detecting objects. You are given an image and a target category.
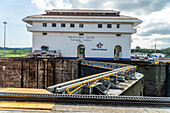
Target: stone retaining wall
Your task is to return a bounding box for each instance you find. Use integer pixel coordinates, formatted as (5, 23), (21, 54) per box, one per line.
(0, 58), (79, 89)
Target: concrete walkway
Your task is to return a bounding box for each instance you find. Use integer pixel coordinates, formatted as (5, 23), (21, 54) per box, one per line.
(0, 104), (170, 113)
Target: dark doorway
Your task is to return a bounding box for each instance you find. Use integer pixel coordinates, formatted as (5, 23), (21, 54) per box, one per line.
(77, 45), (85, 59)
(114, 45), (122, 60)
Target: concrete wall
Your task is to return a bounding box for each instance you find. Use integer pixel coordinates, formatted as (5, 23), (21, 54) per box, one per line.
(166, 63), (170, 96)
(0, 58), (79, 89)
(120, 78), (143, 96)
(32, 32), (131, 59)
(137, 64), (166, 96)
(81, 64), (143, 96)
(95, 60), (168, 96)
(81, 65), (110, 77)
(31, 22), (135, 33)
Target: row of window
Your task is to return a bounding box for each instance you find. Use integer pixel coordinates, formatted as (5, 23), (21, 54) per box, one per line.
(97, 24), (119, 28)
(42, 32), (121, 36)
(42, 23), (120, 28)
(48, 12), (117, 16)
(43, 23), (84, 28)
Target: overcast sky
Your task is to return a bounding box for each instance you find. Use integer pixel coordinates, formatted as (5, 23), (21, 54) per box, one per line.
(0, 0), (170, 49)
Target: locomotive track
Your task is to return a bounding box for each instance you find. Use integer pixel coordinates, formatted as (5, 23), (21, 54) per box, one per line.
(0, 92), (170, 107)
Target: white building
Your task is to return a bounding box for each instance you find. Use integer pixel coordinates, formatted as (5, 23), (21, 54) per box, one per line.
(131, 52), (149, 59)
(23, 9), (142, 60)
(150, 53), (166, 58)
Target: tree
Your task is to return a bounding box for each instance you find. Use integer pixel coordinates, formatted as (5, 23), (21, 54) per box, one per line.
(161, 47), (170, 56)
(135, 46), (141, 50)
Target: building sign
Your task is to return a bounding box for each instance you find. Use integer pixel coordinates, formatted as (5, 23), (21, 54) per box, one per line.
(68, 36), (95, 42)
(96, 42), (103, 48)
(91, 42), (107, 51)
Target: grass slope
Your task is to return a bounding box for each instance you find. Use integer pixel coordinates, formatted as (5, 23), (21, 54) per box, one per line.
(0, 50), (32, 57)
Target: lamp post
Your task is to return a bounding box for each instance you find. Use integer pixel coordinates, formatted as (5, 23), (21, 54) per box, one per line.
(3, 21), (7, 57)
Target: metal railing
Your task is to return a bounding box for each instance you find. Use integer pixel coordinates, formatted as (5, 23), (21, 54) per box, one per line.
(48, 61), (137, 95)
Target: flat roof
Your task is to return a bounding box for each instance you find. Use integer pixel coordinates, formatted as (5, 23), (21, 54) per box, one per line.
(23, 9), (142, 27)
(151, 53), (165, 55)
(45, 9), (120, 14)
(26, 14), (138, 20)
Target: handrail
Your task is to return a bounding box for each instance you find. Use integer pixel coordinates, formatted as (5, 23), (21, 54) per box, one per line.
(59, 66), (136, 94)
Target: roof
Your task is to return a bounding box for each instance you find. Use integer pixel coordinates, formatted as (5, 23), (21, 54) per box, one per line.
(151, 53), (165, 55)
(131, 52), (149, 55)
(23, 9), (142, 27)
(25, 14), (138, 20)
(45, 9), (120, 14)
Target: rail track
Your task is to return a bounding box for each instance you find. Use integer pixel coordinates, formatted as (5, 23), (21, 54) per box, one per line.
(0, 92), (170, 107)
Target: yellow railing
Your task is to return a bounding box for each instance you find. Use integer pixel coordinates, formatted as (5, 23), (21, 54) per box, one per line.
(65, 66), (136, 94)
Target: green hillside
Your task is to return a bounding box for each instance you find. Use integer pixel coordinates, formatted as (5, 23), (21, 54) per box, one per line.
(0, 50), (32, 57)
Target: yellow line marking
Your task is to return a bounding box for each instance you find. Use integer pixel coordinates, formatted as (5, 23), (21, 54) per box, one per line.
(43, 59), (48, 61)
(0, 88), (52, 94)
(0, 101), (55, 110)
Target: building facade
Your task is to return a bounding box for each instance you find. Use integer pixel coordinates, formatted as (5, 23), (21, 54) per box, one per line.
(131, 52), (149, 59)
(150, 53), (166, 58)
(23, 9), (142, 60)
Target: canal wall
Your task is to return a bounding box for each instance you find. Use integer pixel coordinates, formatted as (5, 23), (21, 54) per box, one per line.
(0, 58), (169, 97)
(166, 63), (170, 96)
(81, 64), (144, 96)
(92, 60), (169, 97)
(81, 65), (110, 77)
(0, 58), (79, 89)
(137, 64), (166, 96)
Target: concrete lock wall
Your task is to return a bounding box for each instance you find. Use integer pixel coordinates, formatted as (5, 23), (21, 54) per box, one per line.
(137, 64), (167, 97)
(93, 60), (168, 97)
(0, 58), (80, 89)
(81, 65), (110, 77)
(166, 63), (170, 96)
(0, 57), (168, 97)
(81, 64), (143, 96)
(120, 78), (143, 96)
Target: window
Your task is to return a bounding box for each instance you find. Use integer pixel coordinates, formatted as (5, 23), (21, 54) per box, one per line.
(77, 13), (89, 15)
(91, 13), (104, 15)
(116, 34), (121, 36)
(49, 12), (60, 15)
(70, 23), (75, 27)
(105, 13), (116, 16)
(62, 12), (75, 15)
(117, 24), (120, 28)
(107, 24), (112, 28)
(52, 23), (56, 27)
(61, 23), (66, 27)
(98, 24), (102, 28)
(43, 23), (47, 27)
(79, 24), (84, 28)
(79, 33), (84, 36)
(42, 33), (47, 36)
